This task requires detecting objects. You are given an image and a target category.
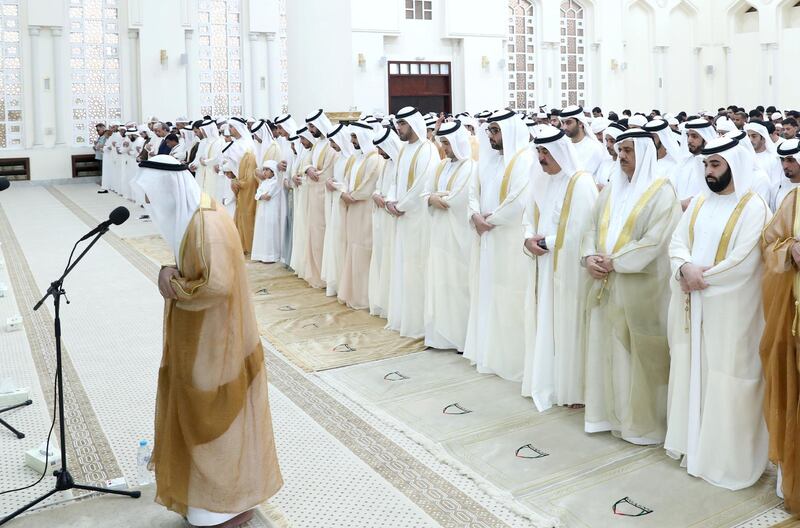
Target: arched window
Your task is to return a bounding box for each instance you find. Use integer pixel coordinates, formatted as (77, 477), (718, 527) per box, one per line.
(197, 0), (243, 116)
(560, 0), (585, 107)
(507, 0), (536, 111)
(0, 0), (22, 148)
(70, 0), (121, 146)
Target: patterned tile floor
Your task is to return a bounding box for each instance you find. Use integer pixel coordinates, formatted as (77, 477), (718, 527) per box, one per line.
(0, 182), (792, 527)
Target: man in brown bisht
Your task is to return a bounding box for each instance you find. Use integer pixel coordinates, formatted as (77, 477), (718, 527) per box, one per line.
(760, 137), (800, 512)
(226, 117), (259, 257)
(299, 109), (338, 288)
(337, 121), (384, 309)
(135, 155), (282, 527)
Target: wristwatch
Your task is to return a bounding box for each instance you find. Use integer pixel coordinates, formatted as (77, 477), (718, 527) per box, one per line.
(537, 238), (548, 250)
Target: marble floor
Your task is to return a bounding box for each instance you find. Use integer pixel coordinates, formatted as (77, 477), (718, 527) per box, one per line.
(0, 181), (793, 528)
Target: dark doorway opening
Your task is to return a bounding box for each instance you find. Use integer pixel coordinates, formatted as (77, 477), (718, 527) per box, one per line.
(388, 61), (452, 115)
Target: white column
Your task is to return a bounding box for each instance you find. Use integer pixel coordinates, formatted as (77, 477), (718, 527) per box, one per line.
(118, 19), (132, 121)
(761, 43), (771, 105)
(590, 42), (600, 107)
(29, 26), (44, 146)
(722, 46), (732, 105)
(266, 33), (281, 117)
(540, 42), (559, 108)
(129, 30), (141, 122)
(693, 47), (702, 112)
(768, 43), (779, 105)
(654, 46), (667, 111)
(249, 32), (268, 118)
(185, 29), (198, 118)
(51, 27), (69, 145)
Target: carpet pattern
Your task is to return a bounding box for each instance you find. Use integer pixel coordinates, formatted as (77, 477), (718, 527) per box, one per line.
(322, 350), (784, 527)
(124, 232), (426, 372)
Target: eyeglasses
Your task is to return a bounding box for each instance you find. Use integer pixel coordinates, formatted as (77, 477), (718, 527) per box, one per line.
(486, 127), (501, 136)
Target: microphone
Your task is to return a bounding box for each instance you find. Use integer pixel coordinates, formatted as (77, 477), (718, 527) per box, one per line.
(0, 177), (9, 191)
(78, 206), (130, 242)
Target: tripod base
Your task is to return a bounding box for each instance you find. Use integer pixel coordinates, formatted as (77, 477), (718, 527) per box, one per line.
(0, 469), (140, 526)
(0, 399), (33, 439)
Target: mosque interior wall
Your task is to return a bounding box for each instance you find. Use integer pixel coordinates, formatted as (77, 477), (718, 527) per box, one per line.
(5, 0), (800, 181)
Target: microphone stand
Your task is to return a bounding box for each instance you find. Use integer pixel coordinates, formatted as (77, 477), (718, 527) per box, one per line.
(1, 226), (140, 526)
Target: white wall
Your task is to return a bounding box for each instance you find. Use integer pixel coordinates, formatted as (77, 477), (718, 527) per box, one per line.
(286, 0), (354, 117)
(136, 0), (189, 121)
(12, 0), (800, 181)
(623, 1), (655, 113)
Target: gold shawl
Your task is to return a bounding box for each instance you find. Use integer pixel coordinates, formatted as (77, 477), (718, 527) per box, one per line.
(152, 198), (282, 516)
(760, 187), (800, 512)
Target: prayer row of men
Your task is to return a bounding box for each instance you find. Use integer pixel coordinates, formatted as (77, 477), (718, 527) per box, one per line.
(94, 103), (800, 512)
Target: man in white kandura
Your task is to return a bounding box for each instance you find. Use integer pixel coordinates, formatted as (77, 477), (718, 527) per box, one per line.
(464, 110), (533, 381)
(675, 118), (718, 209)
(521, 125), (598, 411)
(385, 107), (439, 338)
(368, 127), (403, 318)
(273, 113), (299, 268)
(560, 105), (605, 178)
(643, 118), (690, 182)
(595, 122), (626, 188)
(775, 139), (800, 208)
(583, 129), (682, 444)
(320, 122), (355, 297)
(745, 121), (784, 207)
(665, 135), (769, 490)
(423, 120), (478, 352)
(193, 118), (223, 201)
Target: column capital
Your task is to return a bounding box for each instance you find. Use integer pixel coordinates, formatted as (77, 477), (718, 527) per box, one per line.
(50, 27), (63, 37)
(249, 31), (266, 41)
(28, 26), (42, 37)
(693, 46), (702, 55)
(266, 33), (277, 42)
(184, 28), (194, 37)
(653, 45), (668, 53)
(128, 29), (140, 39)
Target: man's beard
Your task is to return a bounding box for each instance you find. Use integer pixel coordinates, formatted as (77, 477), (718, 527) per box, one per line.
(379, 152), (389, 159)
(706, 168), (732, 193)
(689, 143), (703, 155)
(311, 129), (321, 138)
(490, 140), (502, 151)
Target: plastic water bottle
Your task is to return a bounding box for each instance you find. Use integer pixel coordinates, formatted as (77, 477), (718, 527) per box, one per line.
(137, 439), (152, 485)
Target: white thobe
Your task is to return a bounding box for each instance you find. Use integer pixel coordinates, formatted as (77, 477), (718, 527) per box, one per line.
(774, 179), (800, 211)
(672, 155), (706, 202)
(656, 155), (678, 181)
(369, 158), (398, 318)
(386, 139), (439, 338)
(666, 191), (770, 490)
(321, 154), (350, 296)
(521, 170), (596, 410)
(251, 176), (283, 263)
(754, 150), (784, 207)
(595, 158), (617, 187)
(423, 158), (476, 351)
(572, 136), (604, 175)
(464, 151), (532, 381)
